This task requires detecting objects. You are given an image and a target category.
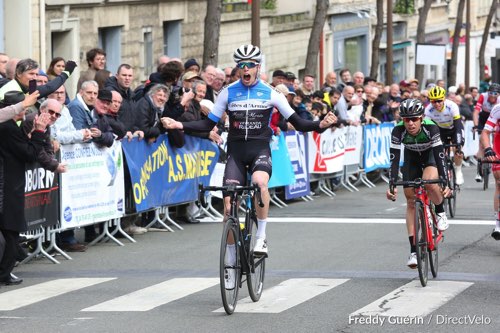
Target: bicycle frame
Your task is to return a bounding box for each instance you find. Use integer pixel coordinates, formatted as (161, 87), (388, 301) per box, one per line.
(413, 184), (442, 252)
(391, 179), (444, 252)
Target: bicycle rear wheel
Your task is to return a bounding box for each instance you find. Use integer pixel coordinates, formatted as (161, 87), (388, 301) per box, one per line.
(414, 201), (429, 287)
(220, 218), (241, 315)
(246, 213), (265, 302)
(447, 166), (457, 218)
(429, 211), (439, 278)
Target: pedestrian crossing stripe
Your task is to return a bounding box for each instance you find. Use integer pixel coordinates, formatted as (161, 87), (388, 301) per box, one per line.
(0, 277), (475, 315)
(350, 280), (474, 318)
(82, 278), (219, 312)
(214, 278), (349, 313)
(0, 278), (116, 311)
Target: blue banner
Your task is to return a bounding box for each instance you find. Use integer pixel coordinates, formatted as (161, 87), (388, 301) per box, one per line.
(363, 123), (394, 173)
(284, 131), (310, 199)
(269, 133), (296, 188)
(122, 134), (219, 212)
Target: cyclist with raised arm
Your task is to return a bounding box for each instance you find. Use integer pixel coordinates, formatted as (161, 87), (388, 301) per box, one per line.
(424, 86), (465, 185)
(473, 83), (500, 182)
(386, 99), (451, 268)
(162, 45), (337, 283)
(480, 103), (500, 240)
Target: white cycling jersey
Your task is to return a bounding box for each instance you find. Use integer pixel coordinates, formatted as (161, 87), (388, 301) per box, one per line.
(424, 99), (460, 129)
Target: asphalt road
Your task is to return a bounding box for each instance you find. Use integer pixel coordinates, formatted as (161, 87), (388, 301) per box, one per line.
(0, 164), (499, 333)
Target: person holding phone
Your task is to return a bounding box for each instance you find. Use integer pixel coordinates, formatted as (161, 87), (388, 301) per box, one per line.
(0, 58), (77, 102)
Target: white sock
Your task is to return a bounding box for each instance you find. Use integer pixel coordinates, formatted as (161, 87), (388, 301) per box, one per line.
(256, 219), (267, 239)
(225, 244), (236, 265)
(454, 164), (462, 171)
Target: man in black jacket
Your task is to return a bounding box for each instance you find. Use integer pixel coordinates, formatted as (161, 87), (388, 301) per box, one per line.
(0, 91), (52, 285)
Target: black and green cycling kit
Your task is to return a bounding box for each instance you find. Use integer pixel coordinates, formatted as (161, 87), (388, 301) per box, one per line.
(389, 119), (448, 185)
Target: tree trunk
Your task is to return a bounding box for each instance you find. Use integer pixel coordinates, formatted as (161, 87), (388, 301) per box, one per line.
(370, 0), (384, 80)
(448, 0), (466, 86)
(479, 0), (498, 81)
(304, 0), (329, 79)
(203, 0), (222, 68)
(415, 0), (433, 85)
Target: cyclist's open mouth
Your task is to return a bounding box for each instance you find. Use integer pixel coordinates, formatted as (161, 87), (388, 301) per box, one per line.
(243, 74), (251, 81)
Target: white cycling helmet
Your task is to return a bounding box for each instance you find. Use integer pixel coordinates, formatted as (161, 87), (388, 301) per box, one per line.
(233, 44), (262, 63)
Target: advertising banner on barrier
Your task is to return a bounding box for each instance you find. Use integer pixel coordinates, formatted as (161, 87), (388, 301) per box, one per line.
(307, 128), (346, 173)
(344, 126), (363, 166)
(284, 131), (310, 199)
(60, 142), (125, 228)
(24, 162), (59, 231)
(122, 134), (219, 212)
(364, 123), (394, 173)
(268, 133), (296, 188)
(463, 120), (478, 157)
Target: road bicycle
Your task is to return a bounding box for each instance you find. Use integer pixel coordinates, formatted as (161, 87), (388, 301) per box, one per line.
(443, 143), (461, 217)
(478, 158), (500, 239)
(199, 183), (266, 315)
(390, 178), (444, 287)
(478, 158), (500, 191)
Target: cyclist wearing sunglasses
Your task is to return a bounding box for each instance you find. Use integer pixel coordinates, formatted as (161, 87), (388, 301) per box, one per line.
(424, 86), (465, 185)
(474, 83), (500, 182)
(480, 103), (500, 240)
(386, 99), (451, 268)
(162, 44), (337, 256)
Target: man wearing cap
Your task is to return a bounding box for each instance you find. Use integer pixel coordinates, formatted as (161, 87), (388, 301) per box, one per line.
(0, 91), (52, 285)
(184, 58), (201, 74)
(181, 71), (202, 92)
(285, 72), (296, 89)
(271, 70), (286, 87)
(0, 90), (40, 123)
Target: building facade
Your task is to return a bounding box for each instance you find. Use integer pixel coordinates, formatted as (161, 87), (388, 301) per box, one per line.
(0, 0), (498, 94)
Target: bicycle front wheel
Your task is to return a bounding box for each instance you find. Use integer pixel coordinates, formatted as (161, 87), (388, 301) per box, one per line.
(429, 211), (439, 278)
(415, 201), (429, 287)
(483, 163), (490, 190)
(246, 213), (265, 302)
(447, 166), (457, 218)
(220, 218), (241, 315)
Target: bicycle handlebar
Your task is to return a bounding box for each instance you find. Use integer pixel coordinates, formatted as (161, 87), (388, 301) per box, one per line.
(199, 183), (265, 208)
(478, 158), (500, 164)
(390, 178), (445, 192)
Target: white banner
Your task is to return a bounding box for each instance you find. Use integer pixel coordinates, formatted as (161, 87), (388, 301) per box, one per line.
(307, 128), (346, 174)
(59, 142), (125, 229)
(463, 120), (479, 157)
(344, 125), (363, 166)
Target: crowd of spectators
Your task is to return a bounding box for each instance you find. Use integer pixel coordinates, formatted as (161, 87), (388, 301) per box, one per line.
(0, 48), (487, 285)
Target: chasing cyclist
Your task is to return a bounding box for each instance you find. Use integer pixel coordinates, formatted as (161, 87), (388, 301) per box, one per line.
(479, 103), (500, 240)
(162, 44), (336, 280)
(386, 99), (451, 268)
(473, 83), (500, 182)
(424, 86), (465, 185)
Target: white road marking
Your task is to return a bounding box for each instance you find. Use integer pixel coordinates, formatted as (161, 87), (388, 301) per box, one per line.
(214, 278), (349, 313)
(350, 280), (473, 318)
(201, 217), (493, 225)
(0, 278), (116, 311)
(82, 278), (218, 312)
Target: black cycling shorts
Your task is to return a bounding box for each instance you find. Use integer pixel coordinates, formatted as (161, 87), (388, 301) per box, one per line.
(401, 149), (437, 188)
(223, 140), (272, 188)
(438, 127), (456, 144)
